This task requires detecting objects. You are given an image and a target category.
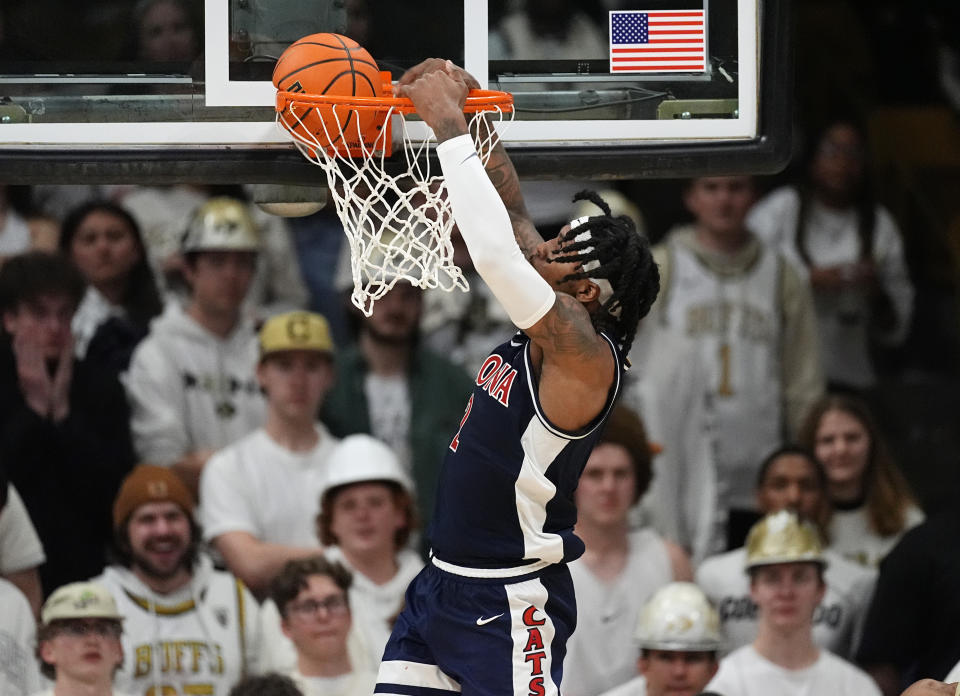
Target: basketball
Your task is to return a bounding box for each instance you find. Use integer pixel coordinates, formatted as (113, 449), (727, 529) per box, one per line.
(273, 33), (383, 151)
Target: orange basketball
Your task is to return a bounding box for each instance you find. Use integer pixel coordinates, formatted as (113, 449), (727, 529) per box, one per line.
(273, 33), (383, 151)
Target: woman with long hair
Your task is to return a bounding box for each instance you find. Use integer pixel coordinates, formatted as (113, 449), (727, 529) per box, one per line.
(60, 200), (164, 372)
(748, 114), (914, 391)
(799, 393), (923, 567)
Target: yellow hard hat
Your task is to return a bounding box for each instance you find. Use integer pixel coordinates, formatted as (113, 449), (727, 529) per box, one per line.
(745, 510), (826, 570)
(259, 311), (334, 359)
(182, 197), (260, 252)
(41, 582), (124, 626)
(634, 582), (722, 651)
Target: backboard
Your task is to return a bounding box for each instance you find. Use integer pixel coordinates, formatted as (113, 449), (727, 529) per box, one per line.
(0, 0), (791, 183)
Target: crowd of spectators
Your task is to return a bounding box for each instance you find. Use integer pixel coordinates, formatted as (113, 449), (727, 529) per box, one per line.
(0, 148), (946, 696)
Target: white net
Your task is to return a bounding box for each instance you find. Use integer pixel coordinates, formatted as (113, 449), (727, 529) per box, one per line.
(276, 97), (513, 316)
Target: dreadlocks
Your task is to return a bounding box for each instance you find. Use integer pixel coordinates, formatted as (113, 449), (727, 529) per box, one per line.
(550, 190), (660, 356)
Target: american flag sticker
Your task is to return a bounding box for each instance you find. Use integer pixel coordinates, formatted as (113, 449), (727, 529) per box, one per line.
(609, 9), (707, 73)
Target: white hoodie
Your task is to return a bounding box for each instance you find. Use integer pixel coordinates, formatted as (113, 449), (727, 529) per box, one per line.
(125, 302), (266, 465)
(92, 555), (261, 696)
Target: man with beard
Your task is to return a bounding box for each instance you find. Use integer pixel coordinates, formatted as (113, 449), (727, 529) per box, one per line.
(94, 464), (262, 696)
(320, 280), (473, 542)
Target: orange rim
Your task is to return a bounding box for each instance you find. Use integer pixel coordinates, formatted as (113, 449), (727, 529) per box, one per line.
(277, 85), (513, 115)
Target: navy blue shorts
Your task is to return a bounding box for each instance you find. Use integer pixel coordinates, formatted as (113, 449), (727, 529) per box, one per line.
(375, 561), (576, 696)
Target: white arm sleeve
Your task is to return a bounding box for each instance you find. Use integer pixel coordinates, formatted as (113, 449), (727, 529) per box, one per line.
(436, 134), (556, 329)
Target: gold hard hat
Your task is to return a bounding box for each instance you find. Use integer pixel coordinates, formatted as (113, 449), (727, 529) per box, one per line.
(259, 311), (334, 358)
(182, 197), (260, 252)
(745, 510), (826, 570)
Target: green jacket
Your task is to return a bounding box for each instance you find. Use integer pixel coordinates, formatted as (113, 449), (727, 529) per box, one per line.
(320, 343), (475, 546)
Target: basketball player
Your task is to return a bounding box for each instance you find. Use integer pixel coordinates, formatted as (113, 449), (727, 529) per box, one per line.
(372, 60), (660, 696)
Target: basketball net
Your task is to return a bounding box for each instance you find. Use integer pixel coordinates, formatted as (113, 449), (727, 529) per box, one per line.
(276, 86), (514, 316)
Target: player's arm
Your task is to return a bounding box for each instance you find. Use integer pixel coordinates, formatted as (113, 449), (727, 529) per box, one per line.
(396, 65), (613, 406)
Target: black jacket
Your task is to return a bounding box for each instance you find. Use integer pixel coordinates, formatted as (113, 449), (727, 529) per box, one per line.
(0, 339), (135, 595)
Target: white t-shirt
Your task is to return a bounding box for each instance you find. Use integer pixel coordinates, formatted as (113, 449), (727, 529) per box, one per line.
(706, 645), (881, 696)
(324, 545), (423, 658)
(0, 485), (46, 574)
(695, 547), (875, 659)
(597, 675), (647, 696)
(290, 668), (378, 696)
(828, 503), (924, 569)
(201, 425), (338, 547)
(363, 373), (412, 474)
(1, 578), (41, 696)
(563, 529), (674, 696)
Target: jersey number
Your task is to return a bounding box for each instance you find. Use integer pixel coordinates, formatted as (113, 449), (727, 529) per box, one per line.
(449, 394), (474, 452)
(717, 342), (734, 397)
(146, 685), (214, 696)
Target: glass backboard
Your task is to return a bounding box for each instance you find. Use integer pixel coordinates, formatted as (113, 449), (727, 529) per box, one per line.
(0, 0), (791, 182)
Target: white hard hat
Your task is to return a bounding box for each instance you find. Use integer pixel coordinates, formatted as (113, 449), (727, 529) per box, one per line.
(320, 434), (413, 500)
(634, 582), (722, 651)
(181, 197), (260, 252)
(41, 582), (124, 626)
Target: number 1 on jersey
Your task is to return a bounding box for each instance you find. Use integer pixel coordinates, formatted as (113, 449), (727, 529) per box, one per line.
(717, 342), (734, 396)
(449, 394), (475, 452)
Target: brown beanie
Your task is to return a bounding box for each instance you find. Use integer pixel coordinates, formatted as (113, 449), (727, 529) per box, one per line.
(112, 465), (195, 530)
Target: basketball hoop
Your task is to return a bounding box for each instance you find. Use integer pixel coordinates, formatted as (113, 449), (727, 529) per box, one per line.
(276, 76), (513, 316)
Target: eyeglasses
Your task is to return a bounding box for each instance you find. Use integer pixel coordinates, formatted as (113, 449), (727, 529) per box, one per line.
(54, 619), (123, 638)
(288, 594), (349, 619)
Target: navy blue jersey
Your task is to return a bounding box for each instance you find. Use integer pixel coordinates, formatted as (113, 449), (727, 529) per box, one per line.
(429, 330), (624, 569)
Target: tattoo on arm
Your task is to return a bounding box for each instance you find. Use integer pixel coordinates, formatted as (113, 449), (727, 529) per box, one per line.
(433, 116), (469, 143)
(531, 294), (604, 358)
(483, 143), (544, 260)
